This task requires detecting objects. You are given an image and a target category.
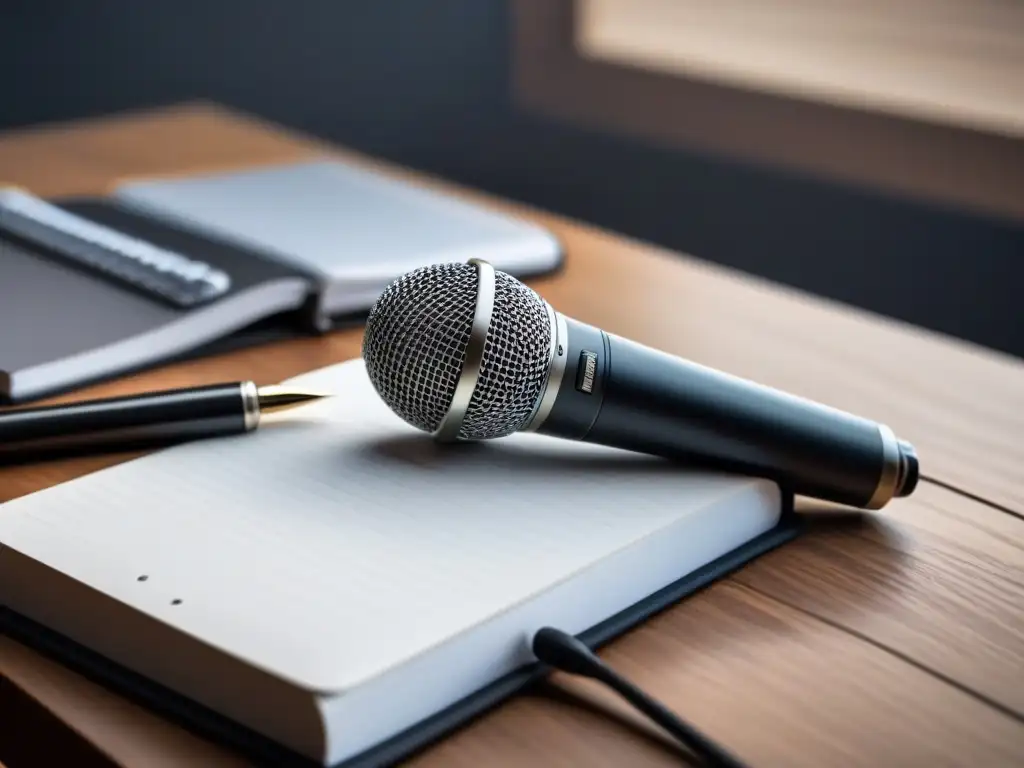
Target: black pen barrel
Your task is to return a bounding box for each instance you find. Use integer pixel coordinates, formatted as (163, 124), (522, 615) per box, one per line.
(0, 382), (252, 462)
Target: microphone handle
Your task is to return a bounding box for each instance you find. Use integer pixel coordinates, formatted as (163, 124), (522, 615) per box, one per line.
(533, 316), (917, 509)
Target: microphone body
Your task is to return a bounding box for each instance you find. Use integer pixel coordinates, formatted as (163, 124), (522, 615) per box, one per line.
(524, 315), (916, 509)
(360, 259), (920, 510)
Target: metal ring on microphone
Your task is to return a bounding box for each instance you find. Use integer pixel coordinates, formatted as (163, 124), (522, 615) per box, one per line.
(523, 304), (568, 432)
(866, 423), (900, 509)
(433, 258), (495, 442)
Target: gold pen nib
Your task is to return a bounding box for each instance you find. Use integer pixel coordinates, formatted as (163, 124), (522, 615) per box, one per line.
(256, 385), (332, 415)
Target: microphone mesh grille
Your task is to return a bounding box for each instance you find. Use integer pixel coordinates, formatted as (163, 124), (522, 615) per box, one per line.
(361, 262), (553, 439)
(461, 270), (552, 440)
(363, 263), (478, 434)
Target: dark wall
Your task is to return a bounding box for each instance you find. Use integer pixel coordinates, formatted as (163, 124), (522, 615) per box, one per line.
(2, 0), (1021, 359)
(0, 1), (506, 166)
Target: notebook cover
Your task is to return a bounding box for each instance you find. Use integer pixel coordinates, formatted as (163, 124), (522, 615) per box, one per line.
(109, 158), (567, 305)
(0, 197), (319, 404)
(0, 499), (798, 768)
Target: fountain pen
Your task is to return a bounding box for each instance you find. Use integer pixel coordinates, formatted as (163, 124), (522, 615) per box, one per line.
(0, 381), (329, 464)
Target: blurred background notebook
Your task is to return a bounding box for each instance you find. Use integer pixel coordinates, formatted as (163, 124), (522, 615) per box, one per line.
(0, 158), (562, 402)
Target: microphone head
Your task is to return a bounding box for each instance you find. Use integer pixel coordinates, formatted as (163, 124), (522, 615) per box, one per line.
(361, 261), (554, 440)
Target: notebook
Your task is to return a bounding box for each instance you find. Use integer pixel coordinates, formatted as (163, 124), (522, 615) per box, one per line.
(0, 358), (797, 767)
(0, 158), (562, 402)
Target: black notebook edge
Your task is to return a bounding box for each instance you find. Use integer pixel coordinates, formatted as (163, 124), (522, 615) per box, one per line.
(0, 495), (799, 768)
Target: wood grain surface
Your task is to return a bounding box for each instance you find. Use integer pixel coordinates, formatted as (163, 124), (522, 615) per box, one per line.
(1, 102), (1023, 767)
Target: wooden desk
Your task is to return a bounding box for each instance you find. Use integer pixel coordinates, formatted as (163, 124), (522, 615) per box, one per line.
(1, 103), (1023, 767)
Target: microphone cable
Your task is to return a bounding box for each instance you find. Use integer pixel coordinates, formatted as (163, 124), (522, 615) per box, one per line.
(531, 627), (749, 767)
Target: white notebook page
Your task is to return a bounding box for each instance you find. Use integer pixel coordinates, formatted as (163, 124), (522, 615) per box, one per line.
(112, 159), (560, 283)
(0, 359), (781, 696)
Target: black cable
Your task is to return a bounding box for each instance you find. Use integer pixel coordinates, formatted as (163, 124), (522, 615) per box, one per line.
(531, 627), (749, 767)
(919, 473), (1024, 523)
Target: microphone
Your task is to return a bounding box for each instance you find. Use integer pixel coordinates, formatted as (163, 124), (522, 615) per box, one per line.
(361, 259), (919, 509)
